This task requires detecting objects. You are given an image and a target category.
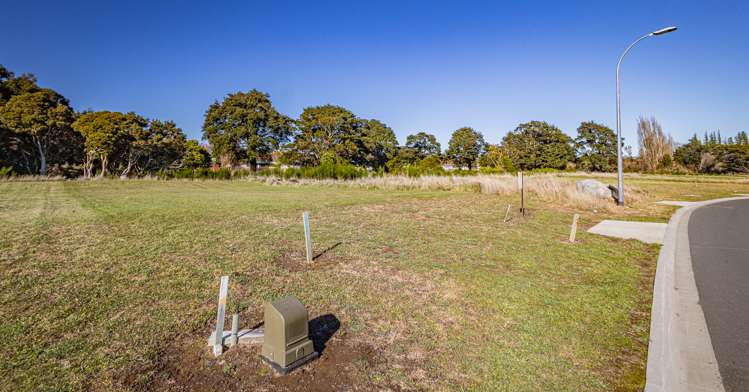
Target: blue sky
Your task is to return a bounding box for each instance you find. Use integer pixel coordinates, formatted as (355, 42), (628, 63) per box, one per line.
(2, 1), (748, 150)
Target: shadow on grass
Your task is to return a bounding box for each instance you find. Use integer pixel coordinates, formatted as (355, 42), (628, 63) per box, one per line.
(313, 242), (342, 261)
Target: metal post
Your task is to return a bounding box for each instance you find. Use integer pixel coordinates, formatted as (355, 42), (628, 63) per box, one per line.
(213, 275), (229, 356)
(229, 313), (239, 346)
(616, 26), (677, 206)
(519, 171), (525, 216)
(616, 35), (648, 206)
(303, 211), (312, 263)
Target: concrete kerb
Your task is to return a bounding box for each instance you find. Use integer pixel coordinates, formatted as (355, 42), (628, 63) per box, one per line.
(645, 196), (749, 392)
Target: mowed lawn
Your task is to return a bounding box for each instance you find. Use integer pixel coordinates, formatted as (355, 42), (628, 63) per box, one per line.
(0, 178), (701, 391)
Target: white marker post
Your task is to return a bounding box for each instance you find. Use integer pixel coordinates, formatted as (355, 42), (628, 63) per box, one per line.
(213, 275), (229, 356)
(303, 211), (312, 263)
(503, 204), (512, 223)
(569, 214), (580, 243)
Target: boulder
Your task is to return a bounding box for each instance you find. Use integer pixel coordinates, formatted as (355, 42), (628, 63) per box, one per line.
(576, 179), (614, 200)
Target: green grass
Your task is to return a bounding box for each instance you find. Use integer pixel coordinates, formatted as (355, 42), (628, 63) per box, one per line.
(1, 176), (746, 391)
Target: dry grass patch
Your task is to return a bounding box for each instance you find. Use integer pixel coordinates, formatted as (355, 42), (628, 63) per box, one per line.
(267, 174), (645, 212)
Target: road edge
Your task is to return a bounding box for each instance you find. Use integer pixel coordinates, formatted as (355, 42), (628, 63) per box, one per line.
(645, 197), (748, 392)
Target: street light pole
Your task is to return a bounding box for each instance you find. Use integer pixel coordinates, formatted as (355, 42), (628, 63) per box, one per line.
(615, 26), (677, 206)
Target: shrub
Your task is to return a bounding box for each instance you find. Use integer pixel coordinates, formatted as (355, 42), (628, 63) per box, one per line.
(0, 166), (13, 178)
(157, 167), (247, 180)
(259, 162), (367, 180)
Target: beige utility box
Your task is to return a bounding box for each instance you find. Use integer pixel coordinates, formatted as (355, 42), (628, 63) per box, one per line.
(260, 295), (318, 374)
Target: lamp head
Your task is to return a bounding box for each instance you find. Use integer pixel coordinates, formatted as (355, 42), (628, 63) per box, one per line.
(652, 26), (678, 36)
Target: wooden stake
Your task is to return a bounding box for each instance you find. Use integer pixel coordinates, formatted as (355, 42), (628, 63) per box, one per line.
(303, 211), (312, 263)
(213, 276), (229, 356)
(569, 213), (580, 243)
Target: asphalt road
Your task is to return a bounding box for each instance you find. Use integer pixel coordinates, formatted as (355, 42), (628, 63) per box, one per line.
(689, 198), (749, 392)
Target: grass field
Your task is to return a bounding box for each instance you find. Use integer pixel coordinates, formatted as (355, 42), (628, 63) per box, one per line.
(1, 175), (748, 391)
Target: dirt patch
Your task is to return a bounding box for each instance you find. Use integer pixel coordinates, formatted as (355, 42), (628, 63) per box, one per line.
(271, 241), (345, 272)
(272, 250), (340, 273)
(145, 314), (400, 392)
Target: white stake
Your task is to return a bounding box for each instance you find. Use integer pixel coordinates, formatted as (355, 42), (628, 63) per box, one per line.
(213, 275), (229, 356)
(569, 214), (580, 243)
(303, 211), (312, 263)
(503, 204), (512, 222)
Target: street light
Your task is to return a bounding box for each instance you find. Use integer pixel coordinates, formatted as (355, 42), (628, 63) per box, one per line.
(615, 26), (677, 206)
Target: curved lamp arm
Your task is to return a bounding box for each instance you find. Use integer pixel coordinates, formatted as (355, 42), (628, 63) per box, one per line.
(614, 26), (677, 206)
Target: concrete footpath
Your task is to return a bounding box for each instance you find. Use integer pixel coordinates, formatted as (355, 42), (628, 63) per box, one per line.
(645, 197), (749, 392)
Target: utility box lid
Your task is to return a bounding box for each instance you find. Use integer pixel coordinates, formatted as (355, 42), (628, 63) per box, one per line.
(261, 295), (318, 373)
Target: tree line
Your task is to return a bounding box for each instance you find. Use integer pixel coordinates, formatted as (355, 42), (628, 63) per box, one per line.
(2, 64), (747, 177)
(0, 65), (210, 177)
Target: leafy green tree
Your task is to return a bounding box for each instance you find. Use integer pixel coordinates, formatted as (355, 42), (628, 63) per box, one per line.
(114, 118), (187, 177)
(502, 121), (575, 170)
(1, 65), (83, 175)
(574, 121), (618, 172)
(446, 127), (485, 169)
(710, 144), (749, 173)
(109, 113), (148, 177)
(1, 66), (36, 173)
(357, 119), (398, 169)
(737, 131), (748, 145)
(479, 144), (511, 171)
(405, 132), (441, 160)
(73, 111), (138, 177)
(673, 134), (705, 170)
(389, 132), (439, 167)
(286, 105), (362, 166)
(202, 90), (293, 170)
(0, 65), (39, 105)
(182, 140), (211, 168)
(0, 89), (75, 175)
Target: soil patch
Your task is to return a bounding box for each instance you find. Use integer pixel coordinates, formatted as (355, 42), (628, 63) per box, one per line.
(146, 314), (396, 391)
(274, 245), (343, 272)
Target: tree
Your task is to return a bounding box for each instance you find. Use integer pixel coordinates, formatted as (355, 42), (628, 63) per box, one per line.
(73, 111), (137, 177)
(637, 116), (673, 173)
(574, 121), (618, 172)
(1, 66), (38, 173)
(0, 89), (75, 175)
(502, 121), (575, 170)
(286, 105), (362, 166)
(478, 144), (513, 171)
(405, 132), (441, 160)
(114, 118), (187, 177)
(202, 90), (293, 170)
(182, 140), (211, 168)
(736, 131), (748, 145)
(0, 65), (39, 105)
(357, 119), (398, 169)
(446, 127), (485, 170)
(1, 65), (83, 175)
(712, 144), (749, 173)
(673, 134), (705, 170)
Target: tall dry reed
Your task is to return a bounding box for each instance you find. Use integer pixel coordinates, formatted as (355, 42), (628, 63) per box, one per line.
(263, 174), (644, 211)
